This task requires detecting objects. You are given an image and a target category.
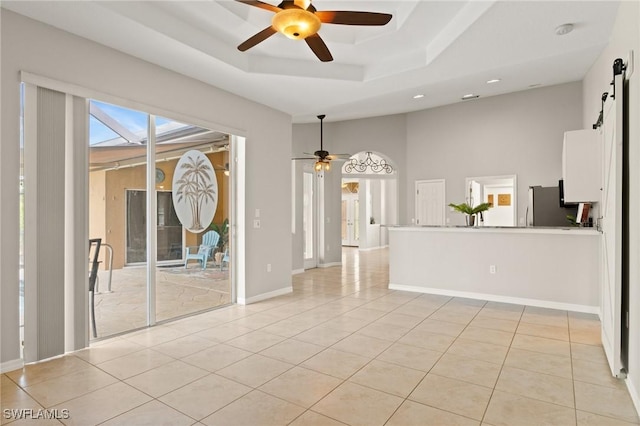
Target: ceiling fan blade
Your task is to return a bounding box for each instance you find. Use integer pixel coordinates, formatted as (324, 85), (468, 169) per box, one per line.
(305, 34), (333, 62)
(235, 0), (282, 13)
(315, 11), (392, 26)
(238, 26), (277, 51)
(292, 157), (316, 160)
(327, 153), (352, 160)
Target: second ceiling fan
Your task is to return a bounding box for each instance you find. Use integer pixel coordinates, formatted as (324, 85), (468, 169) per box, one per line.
(293, 114), (351, 171)
(236, 0), (392, 62)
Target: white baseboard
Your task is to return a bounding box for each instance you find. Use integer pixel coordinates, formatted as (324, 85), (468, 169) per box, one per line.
(388, 284), (600, 314)
(627, 375), (640, 418)
(318, 262), (341, 268)
(237, 286), (292, 305)
(1, 358), (24, 373)
(291, 268), (305, 275)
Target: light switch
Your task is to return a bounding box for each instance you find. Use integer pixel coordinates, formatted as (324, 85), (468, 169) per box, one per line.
(253, 219), (261, 228)
(255, 209), (260, 218)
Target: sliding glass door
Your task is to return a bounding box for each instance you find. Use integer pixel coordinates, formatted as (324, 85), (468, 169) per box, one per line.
(88, 100), (232, 339)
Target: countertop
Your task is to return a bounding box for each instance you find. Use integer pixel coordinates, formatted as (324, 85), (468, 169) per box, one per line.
(387, 225), (600, 235)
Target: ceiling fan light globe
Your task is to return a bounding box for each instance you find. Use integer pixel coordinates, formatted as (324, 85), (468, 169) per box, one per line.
(314, 161), (323, 172)
(272, 9), (321, 40)
(324, 161), (331, 171)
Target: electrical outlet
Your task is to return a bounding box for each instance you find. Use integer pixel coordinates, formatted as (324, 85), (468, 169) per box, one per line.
(489, 265), (497, 274)
(253, 219), (261, 228)
(267, 263), (271, 272)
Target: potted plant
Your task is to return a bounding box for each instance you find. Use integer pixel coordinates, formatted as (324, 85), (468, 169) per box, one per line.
(209, 218), (229, 262)
(448, 202), (492, 226)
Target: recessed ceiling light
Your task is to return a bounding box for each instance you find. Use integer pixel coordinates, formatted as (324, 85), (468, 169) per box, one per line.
(413, 94), (424, 99)
(486, 79), (501, 84)
(462, 93), (479, 100)
(555, 23), (574, 36)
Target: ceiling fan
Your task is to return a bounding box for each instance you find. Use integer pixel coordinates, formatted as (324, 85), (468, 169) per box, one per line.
(214, 162), (230, 176)
(293, 114), (351, 171)
(235, 0), (392, 62)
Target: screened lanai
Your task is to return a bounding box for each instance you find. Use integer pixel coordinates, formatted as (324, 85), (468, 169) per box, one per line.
(87, 100), (233, 338)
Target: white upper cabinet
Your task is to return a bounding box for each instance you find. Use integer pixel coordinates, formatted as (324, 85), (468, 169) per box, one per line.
(562, 129), (601, 203)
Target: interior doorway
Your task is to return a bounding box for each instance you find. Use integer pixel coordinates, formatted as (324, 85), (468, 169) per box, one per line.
(465, 175), (517, 226)
(341, 181), (359, 247)
(415, 179), (446, 226)
(303, 171), (317, 269)
(341, 151), (398, 250)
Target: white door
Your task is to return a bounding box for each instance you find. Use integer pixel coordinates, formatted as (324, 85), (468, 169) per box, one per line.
(600, 73), (624, 377)
(303, 172), (317, 269)
(415, 180), (446, 225)
(341, 194), (359, 246)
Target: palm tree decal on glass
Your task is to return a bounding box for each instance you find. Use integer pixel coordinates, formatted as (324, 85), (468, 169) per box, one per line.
(172, 150), (218, 233)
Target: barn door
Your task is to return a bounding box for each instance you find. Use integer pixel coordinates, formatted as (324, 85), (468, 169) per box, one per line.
(600, 70), (624, 378)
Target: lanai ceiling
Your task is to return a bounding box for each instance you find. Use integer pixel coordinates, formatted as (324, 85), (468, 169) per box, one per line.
(3, 1), (620, 123)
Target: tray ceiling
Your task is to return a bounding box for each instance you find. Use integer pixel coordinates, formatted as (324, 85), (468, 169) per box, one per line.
(2, 1), (620, 123)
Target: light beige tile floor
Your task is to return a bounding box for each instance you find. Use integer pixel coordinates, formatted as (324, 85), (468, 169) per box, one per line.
(3, 248), (639, 425)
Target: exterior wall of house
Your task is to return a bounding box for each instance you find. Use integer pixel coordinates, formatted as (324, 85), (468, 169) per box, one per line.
(89, 151), (227, 269)
(1, 10), (292, 367)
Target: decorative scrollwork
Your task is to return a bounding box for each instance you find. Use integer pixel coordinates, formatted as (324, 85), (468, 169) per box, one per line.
(344, 152), (394, 174)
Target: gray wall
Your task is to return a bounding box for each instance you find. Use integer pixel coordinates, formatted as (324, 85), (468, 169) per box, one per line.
(290, 9), (639, 409)
(1, 10), (292, 366)
(292, 83), (583, 270)
(406, 82), (583, 226)
(583, 0), (640, 412)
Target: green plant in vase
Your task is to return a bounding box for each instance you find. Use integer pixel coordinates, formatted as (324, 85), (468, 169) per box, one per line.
(448, 202), (492, 226)
(209, 218), (229, 262)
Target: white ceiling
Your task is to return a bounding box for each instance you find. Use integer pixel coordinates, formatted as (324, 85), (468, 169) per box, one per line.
(3, 1), (620, 123)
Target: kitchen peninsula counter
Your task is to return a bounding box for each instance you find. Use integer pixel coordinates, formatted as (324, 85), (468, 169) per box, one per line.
(388, 225), (600, 312)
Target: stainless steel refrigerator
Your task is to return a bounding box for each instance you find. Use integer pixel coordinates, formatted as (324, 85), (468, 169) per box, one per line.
(527, 186), (578, 227)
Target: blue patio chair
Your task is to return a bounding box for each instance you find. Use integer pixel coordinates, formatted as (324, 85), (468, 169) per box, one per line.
(184, 230), (220, 270)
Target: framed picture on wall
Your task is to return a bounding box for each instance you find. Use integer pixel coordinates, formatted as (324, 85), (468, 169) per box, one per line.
(498, 194), (511, 206)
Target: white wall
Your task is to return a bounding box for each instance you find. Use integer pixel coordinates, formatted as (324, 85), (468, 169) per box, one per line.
(582, 0), (640, 413)
(1, 11), (292, 366)
(483, 185), (514, 226)
(389, 227), (601, 311)
(406, 83), (584, 226)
